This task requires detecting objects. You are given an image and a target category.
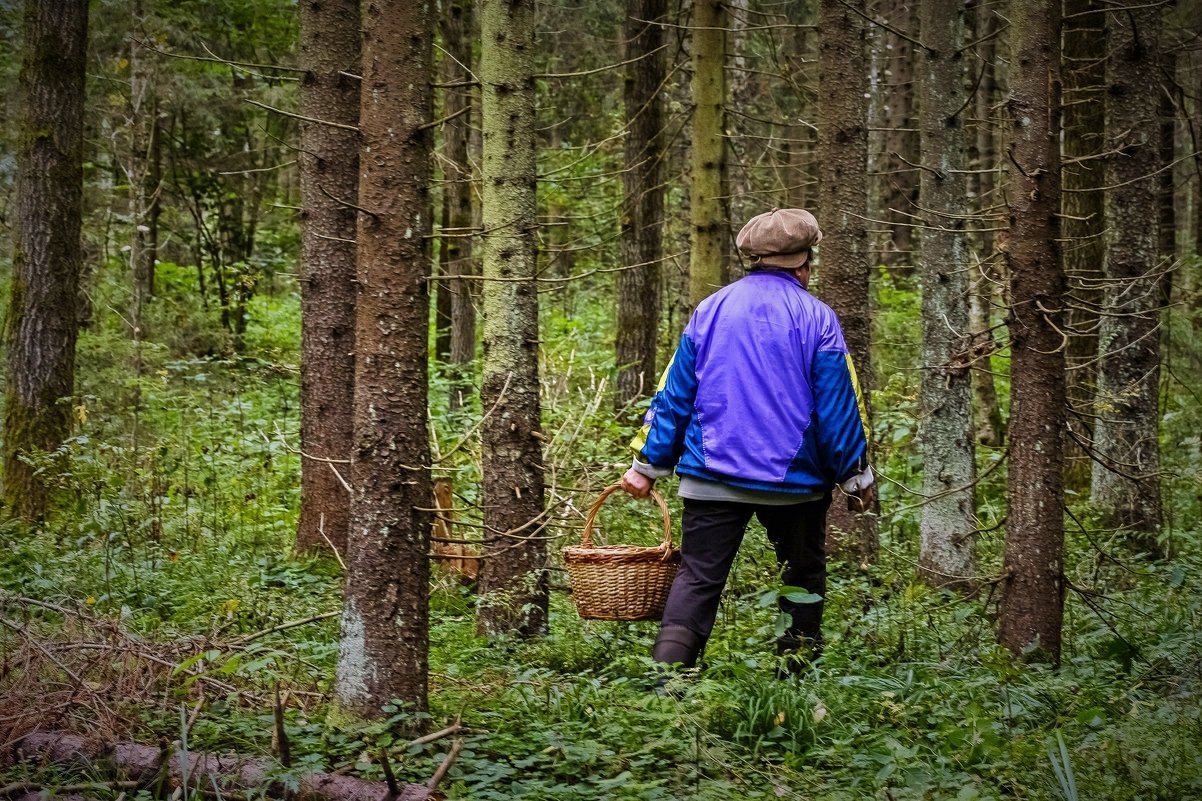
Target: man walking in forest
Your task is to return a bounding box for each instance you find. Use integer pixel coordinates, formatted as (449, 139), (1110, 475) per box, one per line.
(620, 208), (874, 678)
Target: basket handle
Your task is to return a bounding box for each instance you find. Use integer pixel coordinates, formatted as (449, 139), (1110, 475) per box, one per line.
(581, 483), (673, 557)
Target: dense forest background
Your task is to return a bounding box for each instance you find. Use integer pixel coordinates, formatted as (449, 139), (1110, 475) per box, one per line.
(1, 0), (1201, 799)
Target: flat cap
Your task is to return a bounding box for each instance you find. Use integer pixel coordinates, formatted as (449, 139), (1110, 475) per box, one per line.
(735, 208), (822, 269)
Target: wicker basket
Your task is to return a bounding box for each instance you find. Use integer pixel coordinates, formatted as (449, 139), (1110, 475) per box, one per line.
(562, 483), (680, 621)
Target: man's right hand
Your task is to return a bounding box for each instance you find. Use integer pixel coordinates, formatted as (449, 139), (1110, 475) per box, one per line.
(847, 482), (877, 514)
(621, 467), (653, 498)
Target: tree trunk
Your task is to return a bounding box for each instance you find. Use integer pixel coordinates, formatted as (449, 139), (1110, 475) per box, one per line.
(129, 0), (156, 335)
(817, 0), (876, 563)
(334, 0), (433, 717)
(997, 0), (1065, 663)
(917, 0), (976, 590)
(475, 0), (549, 638)
(615, 0), (667, 410)
(785, 0), (819, 211)
(1089, 4), (1164, 548)
(967, 0), (1004, 449)
(1061, 0), (1106, 493)
(294, 0), (360, 556)
(3, 0), (89, 522)
(877, 0), (920, 275)
(688, 0), (728, 306)
(441, 0), (478, 404)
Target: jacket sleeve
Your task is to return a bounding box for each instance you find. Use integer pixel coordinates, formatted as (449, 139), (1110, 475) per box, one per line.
(810, 314), (870, 486)
(628, 332), (699, 474)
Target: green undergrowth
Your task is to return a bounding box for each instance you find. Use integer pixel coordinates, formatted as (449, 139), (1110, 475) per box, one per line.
(2, 266), (1201, 800)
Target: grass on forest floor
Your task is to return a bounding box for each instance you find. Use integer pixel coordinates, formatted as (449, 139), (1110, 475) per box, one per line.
(2, 271), (1202, 799)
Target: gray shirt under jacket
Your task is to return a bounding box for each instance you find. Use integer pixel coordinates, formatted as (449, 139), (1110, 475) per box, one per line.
(678, 475), (822, 506)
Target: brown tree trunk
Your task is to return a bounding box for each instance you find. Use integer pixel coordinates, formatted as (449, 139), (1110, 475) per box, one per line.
(785, 0), (819, 211)
(615, 0), (667, 410)
(997, 0), (1065, 663)
(475, 0), (549, 638)
(967, 0), (1005, 449)
(294, 0), (360, 556)
(334, 0), (433, 717)
(688, 0), (728, 306)
(877, 0), (920, 275)
(3, 0), (89, 522)
(1061, 0), (1106, 493)
(1089, 4), (1164, 548)
(441, 0), (478, 404)
(129, 0), (156, 335)
(917, 0), (975, 590)
(818, 0), (877, 563)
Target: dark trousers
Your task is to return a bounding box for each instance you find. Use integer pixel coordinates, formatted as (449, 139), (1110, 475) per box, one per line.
(660, 493), (831, 646)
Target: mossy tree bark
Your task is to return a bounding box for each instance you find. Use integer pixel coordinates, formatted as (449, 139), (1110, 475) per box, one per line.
(917, 0), (976, 590)
(688, 0), (728, 307)
(4, 0), (89, 522)
(1089, 5), (1164, 550)
(333, 0), (433, 716)
(295, 0), (360, 556)
(476, 0), (549, 638)
(997, 0), (1066, 663)
(615, 0), (667, 410)
(817, 0), (876, 563)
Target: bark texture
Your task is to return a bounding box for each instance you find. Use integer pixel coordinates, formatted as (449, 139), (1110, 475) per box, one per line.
(688, 0), (728, 306)
(295, 0), (360, 555)
(968, 0), (1004, 448)
(476, 0), (549, 638)
(997, 0), (1065, 662)
(615, 0), (667, 409)
(334, 0), (433, 716)
(4, 0), (89, 521)
(875, 0), (919, 272)
(441, 0), (478, 384)
(917, 0), (976, 589)
(1089, 5), (1164, 546)
(817, 0), (876, 562)
(1061, 0), (1106, 491)
(128, 0), (158, 331)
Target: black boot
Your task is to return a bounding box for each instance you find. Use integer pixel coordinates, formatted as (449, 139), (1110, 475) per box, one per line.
(651, 625), (704, 695)
(775, 632), (823, 679)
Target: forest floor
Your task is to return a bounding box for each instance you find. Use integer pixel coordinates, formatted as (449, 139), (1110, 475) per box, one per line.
(2, 272), (1201, 800)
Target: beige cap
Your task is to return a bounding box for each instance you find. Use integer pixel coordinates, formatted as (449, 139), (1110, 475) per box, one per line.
(735, 208), (822, 269)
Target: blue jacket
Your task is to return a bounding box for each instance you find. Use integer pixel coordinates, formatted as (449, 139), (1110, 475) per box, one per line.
(631, 270), (869, 494)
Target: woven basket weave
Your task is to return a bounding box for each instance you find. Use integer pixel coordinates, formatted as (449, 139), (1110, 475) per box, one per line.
(562, 483), (680, 621)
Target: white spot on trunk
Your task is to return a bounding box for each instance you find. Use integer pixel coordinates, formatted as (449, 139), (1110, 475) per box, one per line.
(334, 601), (371, 703)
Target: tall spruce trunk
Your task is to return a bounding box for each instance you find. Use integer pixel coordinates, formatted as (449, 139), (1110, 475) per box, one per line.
(441, 0), (478, 396)
(1089, 5), (1164, 548)
(917, 0), (976, 589)
(615, 0), (667, 410)
(968, 0), (1004, 448)
(785, 0), (819, 211)
(997, 0), (1066, 663)
(3, 0), (89, 522)
(818, 0), (876, 563)
(878, 1), (920, 274)
(333, 0), (433, 716)
(688, 0), (727, 306)
(294, 0), (360, 555)
(1061, 0), (1106, 492)
(476, 0), (549, 638)
(129, 0), (156, 333)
